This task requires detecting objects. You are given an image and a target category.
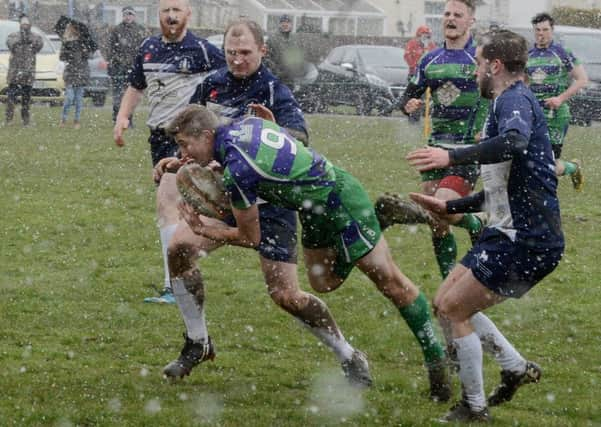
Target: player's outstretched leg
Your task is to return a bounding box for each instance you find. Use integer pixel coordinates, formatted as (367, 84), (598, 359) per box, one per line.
(356, 238), (451, 401)
(263, 259), (372, 388)
(375, 192), (435, 229)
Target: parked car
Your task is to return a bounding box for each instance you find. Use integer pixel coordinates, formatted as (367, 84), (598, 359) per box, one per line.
(47, 32), (110, 107)
(505, 25), (601, 126)
(298, 44), (408, 115)
(0, 19), (64, 105)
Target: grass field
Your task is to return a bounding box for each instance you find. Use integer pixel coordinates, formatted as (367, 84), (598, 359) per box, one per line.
(1, 105), (600, 426)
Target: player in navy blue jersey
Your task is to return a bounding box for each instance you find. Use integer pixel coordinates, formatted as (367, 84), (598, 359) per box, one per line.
(407, 30), (564, 422)
(112, 0), (225, 304)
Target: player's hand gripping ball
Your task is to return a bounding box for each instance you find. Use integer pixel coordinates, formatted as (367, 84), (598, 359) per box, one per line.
(176, 163), (231, 220)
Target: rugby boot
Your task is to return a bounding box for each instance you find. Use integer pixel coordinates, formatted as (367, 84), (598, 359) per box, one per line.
(570, 159), (584, 192)
(341, 350), (373, 388)
(439, 400), (491, 423)
(487, 361), (542, 406)
(375, 193), (434, 229)
(144, 287), (176, 304)
(163, 334), (215, 379)
(427, 358), (452, 402)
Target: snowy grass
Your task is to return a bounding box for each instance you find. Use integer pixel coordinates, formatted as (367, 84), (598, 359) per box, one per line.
(1, 106), (600, 426)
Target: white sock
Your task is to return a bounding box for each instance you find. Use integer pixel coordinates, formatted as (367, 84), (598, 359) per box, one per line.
(172, 278), (208, 343)
(455, 333), (487, 411)
(471, 312), (526, 373)
(160, 224), (178, 290)
(296, 319), (355, 362)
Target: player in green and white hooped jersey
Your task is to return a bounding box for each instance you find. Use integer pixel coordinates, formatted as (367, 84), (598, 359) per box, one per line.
(167, 104), (451, 401)
(527, 13), (588, 191)
(379, 0), (487, 280)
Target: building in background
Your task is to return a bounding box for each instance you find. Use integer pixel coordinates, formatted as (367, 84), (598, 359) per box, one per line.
(3, 0), (601, 39)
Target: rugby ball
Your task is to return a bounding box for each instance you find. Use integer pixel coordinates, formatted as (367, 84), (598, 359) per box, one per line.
(176, 163), (231, 220)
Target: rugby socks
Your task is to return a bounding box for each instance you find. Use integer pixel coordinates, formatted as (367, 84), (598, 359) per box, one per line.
(294, 294), (354, 362)
(160, 224), (178, 291)
(455, 213), (483, 245)
(399, 292), (445, 364)
(172, 276), (208, 343)
(561, 160), (578, 177)
(432, 233), (457, 278)
(454, 333), (487, 411)
(471, 312), (526, 373)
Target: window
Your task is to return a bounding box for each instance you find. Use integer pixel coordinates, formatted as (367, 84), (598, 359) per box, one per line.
(357, 17), (383, 36)
(329, 17), (355, 35)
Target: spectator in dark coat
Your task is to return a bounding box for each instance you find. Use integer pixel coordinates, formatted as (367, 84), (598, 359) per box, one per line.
(107, 6), (148, 124)
(5, 14), (43, 126)
(59, 22), (94, 129)
(265, 14), (306, 88)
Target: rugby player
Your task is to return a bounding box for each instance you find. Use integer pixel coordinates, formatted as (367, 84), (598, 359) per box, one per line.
(527, 13), (587, 190)
(113, 0), (226, 304)
(407, 30), (564, 422)
(376, 0), (488, 280)
(158, 100), (451, 399)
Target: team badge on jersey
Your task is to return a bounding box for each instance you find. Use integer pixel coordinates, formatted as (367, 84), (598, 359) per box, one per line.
(531, 68), (547, 84)
(437, 81), (461, 106)
(144, 52), (152, 62)
(178, 56), (192, 73)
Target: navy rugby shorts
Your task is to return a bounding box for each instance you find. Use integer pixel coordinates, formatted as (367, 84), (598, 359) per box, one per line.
(225, 204), (298, 263)
(461, 228), (563, 298)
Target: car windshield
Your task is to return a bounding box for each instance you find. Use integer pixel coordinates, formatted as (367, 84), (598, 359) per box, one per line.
(357, 47), (407, 69)
(561, 34), (601, 64)
(0, 21), (55, 54)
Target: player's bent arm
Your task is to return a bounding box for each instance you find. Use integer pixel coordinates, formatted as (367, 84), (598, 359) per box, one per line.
(153, 157), (183, 182)
(228, 205), (261, 248)
(561, 64), (588, 103)
(399, 82), (426, 115)
(446, 191), (485, 214)
(449, 131), (528, 165)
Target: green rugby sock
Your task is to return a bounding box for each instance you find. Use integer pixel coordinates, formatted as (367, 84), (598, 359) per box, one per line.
(456, 213), (483, 245)
(432, 233), (457, 278)
(399, 292), (445, 364)
(562, 160), (578, 176)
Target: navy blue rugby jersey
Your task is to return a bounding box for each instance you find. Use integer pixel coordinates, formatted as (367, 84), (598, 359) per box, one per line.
(128, 31), (225, 129)
(191, 63), (306, 136)
(480, 80), (563, 249)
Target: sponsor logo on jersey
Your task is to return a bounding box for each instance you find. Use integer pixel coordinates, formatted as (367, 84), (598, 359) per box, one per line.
(144, 52), (152, 62)
(437, 81), (461, 106)
(531, 68), (547, 84)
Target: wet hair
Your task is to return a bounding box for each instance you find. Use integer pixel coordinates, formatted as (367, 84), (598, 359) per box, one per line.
(480, 30), (528, 74)
(166, 105), (220, 138)
(223, 18), (265, 47)
(531, 12), (554, 27)
(447, 0), (476, 14)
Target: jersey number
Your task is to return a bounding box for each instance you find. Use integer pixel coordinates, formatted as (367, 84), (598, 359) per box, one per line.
(260, 128), (297, 156)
